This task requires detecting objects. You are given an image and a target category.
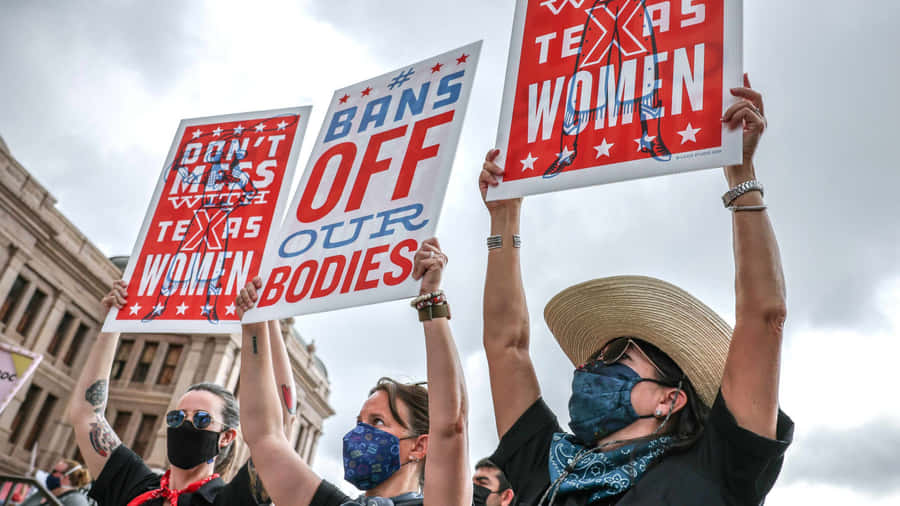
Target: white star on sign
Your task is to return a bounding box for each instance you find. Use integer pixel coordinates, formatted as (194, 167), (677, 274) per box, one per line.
(520, 152), (538, 171)
(277, 120), (288, 130)
(201, 304), (213, 315)
(192, 130), (202, 139)
(152, 304), (164, 315)
(225, 303), (236, 315)
(634, 134), (656, 151)
(175, 302), (189, 315)
(128, 303), (142, 315)
(212, 127), (223, 137)
(556, 146), (575, 163)
(594, 138), (614, 158)
(234, 124), (245, 135)
(677, 123), (702, 144)
(255, 122), (266, 132)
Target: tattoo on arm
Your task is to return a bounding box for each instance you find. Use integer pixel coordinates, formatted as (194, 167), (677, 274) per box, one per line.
(88, 415), (121, 457)
(281, 384), (297, 415)
(252, 335), (258, 354)
(85, 380), (108, 413)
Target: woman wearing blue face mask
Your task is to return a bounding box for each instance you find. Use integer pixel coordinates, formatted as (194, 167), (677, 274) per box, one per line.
(236, 238), (470, 506)
(21, 459), (92, 506)
(478, 76), (794, 505)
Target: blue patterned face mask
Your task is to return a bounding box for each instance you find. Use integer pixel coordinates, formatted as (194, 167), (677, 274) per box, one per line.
(568, 362), (668, 445)
(343, 422), (415, 490)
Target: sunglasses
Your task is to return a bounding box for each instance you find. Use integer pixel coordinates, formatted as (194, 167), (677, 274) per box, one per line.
(590, 338), (669, 379)
(166, 409), (218, 430)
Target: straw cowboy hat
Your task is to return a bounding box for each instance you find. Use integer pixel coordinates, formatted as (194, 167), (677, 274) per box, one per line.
(543, 275), (732, 407)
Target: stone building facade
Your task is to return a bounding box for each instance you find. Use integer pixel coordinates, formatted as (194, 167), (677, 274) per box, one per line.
(0, 133), (333, 479)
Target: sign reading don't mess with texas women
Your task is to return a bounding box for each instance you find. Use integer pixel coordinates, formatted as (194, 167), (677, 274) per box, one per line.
(244, 42), (481, 320)
(488, 0), (743, 200)
(104, 107), (310, 333)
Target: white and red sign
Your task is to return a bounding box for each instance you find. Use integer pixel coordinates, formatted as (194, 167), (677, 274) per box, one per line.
(0, 344), (41, 415)
(244, 42), (482, 320)
(488, 0), (742, 200)
(104, 107), (311, 333)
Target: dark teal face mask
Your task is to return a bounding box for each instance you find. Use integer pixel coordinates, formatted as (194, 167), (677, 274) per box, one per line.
(567, 362), (665, 445)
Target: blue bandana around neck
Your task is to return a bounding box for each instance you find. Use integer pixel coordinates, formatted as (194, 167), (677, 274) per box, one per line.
(545, 432), (672, 504)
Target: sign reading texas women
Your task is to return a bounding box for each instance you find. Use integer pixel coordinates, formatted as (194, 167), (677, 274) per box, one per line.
(488, 0), (742, 200)
(244, 42), (481, 320)
(104, 107), (310, 333)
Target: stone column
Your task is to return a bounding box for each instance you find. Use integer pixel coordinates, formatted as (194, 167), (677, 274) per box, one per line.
(0, 248), (27, 304)
(27, 293), (67, 351)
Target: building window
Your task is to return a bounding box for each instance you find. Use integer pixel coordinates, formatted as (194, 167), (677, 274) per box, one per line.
(131, 414), (158, 458)
(46, 312), (74, 356)
(8, 385), (40, 444)
(156, 344), (183, 385)
(24, 393), (57, 450)
(112, 410), (132, 441)
(63, 323), (89, 366)
(112, 339), (134, 380)
(16, 287), (47, 336)
(0, 275), (28, 324)
(131, 342), (159, 383)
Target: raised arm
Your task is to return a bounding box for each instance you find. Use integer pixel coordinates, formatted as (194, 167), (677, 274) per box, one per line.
(236, 278), (321, 506)
(719, 75), (786, 439)
(412, 239), (470, 506)
(66, 281), (126, 478)
(268, 319), (297, 436)
(480, 150), (541, 438)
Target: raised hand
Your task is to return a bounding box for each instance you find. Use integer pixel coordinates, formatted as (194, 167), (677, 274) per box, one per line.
(480, 149), (523, 213)
(235, 276), (263, 320)
(101, 280), (128, 312)
(724, 73), (767, 167)
(412, 237), (448, 295)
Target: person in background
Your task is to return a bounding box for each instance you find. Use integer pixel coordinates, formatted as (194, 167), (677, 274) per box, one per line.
(20, 459), (92, 506)
(472, 459), (514, 506)
(236, 238), (471, 506)
(66, 280), (295, 505)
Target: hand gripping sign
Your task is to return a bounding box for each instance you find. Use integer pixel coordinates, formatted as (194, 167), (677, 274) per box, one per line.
(0, 343), (41, 415)
(244, 42), (482, 320)
(488, 0), (742, 200)
(104, 107), (311, 333)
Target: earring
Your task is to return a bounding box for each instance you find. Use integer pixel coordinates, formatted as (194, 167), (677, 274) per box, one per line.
(655, 408), (663, 417)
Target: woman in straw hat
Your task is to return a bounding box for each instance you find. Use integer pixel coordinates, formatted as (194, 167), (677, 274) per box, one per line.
(477, 75), (793, 505)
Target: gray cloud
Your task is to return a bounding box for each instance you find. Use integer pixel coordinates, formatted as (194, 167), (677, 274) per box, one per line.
(779, 419), (900, 496)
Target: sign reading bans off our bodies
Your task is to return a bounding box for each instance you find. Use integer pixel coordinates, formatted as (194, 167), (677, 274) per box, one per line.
(245, 41), (482, 320)
(488, 0), (743, 200)
(104, 107), (310, 333)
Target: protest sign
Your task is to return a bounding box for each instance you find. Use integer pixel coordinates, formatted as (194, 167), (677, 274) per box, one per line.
(488, 0), (742, 200)
(104, 107), (311, 333)
(244, 41), (482, 320)
(0, 343), (41, 415)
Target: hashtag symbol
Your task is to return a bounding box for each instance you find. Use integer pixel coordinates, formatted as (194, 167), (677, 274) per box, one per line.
(388, 68), (415, 90)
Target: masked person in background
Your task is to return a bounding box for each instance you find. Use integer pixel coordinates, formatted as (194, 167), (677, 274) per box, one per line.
(21, 459), (92, 506)
(472, 459), (514, 506)
(66, 280), (297, 505)
(477, 76), (793, 504)
(235, 238), (471, 506)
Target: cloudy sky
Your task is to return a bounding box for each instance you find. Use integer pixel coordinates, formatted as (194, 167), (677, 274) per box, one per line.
(2, 0), (899, 503)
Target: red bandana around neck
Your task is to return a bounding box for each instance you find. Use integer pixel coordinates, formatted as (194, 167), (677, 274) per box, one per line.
(127, 469), (220, 506)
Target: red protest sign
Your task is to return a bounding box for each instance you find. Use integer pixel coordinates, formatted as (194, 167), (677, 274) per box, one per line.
(244, 42), (481, 320)
(104, 107), (310, 333)
(489, 0), (742, 200)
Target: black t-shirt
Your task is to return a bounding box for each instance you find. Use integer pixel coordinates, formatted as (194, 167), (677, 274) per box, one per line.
(310, 480), (424, 506)
(89, 446), (270, 506)
(490, 392), (794, 505)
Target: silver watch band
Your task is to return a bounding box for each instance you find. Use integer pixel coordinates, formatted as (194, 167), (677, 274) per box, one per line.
(722, 180), (764, 208)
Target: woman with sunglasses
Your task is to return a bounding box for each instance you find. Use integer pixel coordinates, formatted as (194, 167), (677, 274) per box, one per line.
(20, 459), (91, 506)
(67, 280), (297, 505)
(478, 76), (793, 505)
(234, 238), (471, 506)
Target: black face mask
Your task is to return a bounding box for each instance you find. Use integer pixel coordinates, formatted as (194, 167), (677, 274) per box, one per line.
(167, 424), (221, 469)
(472, 484), (494, 506)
